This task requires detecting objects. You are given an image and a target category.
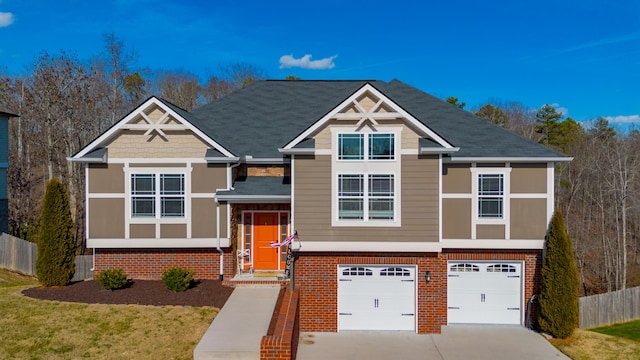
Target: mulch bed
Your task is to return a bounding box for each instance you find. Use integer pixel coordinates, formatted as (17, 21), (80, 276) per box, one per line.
(22, 279), (234, 308)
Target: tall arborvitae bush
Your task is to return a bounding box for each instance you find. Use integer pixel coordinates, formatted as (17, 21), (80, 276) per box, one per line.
(538, 210), (579, 338)
(36, 178), (76, 286)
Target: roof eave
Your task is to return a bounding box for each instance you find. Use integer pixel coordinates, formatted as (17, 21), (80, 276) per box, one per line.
(205, 156), (240, 163)
(278, 148), (315, 155)
(420, 147), (460, 155)
(214, 195), (291, 203)
(445, 156), (573, 163)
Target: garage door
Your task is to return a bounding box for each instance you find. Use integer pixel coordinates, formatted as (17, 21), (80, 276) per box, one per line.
(338, 265), (416, 331)
(447, 262), (523, 325)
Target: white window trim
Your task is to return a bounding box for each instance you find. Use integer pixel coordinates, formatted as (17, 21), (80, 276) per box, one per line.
(124, 166), (191, 231)
(470, 167), (511, 238)
(331, 127), (402, 227)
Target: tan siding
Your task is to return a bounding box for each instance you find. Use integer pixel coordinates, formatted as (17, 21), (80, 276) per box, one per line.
(88, 198), (125, 238)
(511, 163), (547, 193)
(511, 198), (547, 239)
(443, 164), (471, 193)
(192, 198), (227, 238)
(442, 198), (471, 239)
(161, 224), (186, 238)
(192, 163), (227, 193)
(88, 164), (124, 193)
(108, 130), (209, 158)
(313, 120), (420, 152)
(130, 224), (155, 238)
(294, 155), (439, 242)
(476, 225), (505, 239)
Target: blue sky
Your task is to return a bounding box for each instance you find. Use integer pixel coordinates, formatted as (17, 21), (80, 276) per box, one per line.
(1, 0), (638, 128)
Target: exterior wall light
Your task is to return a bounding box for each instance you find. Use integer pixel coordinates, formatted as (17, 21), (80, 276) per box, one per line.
(425, 270), (431, 282)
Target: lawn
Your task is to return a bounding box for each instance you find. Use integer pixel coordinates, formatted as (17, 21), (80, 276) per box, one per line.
(548, 321), (640, 360)
(0, 269), (218, 360)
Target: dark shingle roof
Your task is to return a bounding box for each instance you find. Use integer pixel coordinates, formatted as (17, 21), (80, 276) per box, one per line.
(215, 176), (291, 201)
(190, 80), (567, 160)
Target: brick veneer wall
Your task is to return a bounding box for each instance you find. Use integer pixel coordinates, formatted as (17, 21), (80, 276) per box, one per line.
(443, 249), (543, 327)
(94, 248), (235, 280)
(295, 249), (542, 334)
(295, 252), (448, 334)
(260, 289), (300, 360)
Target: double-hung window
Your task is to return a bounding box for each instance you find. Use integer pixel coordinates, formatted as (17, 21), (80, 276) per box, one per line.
(477, 173), (504, 218)
(338, 174), (395, 221)
(131, 173), (185, 218)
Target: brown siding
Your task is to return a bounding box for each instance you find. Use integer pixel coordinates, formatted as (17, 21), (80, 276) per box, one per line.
(88, 198), (125, 238)
(88, 164), (124, 193)
(192, 163), (227, 193)
(161, 224), (186, 238)
(476, 224), (505, 239)
(511, 163), (547, 193)
(442, 198), (471, 239)
(293, 155), (439, 242)
(192, 198), (227, 238)
(511, 198), (547, 239)
(442, 164), (471, 193)
(130, 224), (155, 238)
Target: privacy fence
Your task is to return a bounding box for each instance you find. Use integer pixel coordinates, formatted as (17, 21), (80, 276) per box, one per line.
(0, 233), (93, 282)
(579, 286), (640, 329)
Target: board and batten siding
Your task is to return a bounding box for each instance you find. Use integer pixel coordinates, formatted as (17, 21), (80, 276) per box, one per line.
(442, 163), (550, 240)
(87, 162), (227, 240)
(293, 154), (439, 242)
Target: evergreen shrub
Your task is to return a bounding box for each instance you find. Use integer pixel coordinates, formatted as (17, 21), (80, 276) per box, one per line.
(162, 266), (195, 292)
(95, 268), (129, 290)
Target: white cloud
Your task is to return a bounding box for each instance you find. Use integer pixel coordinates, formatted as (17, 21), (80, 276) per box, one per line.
(279, 54), (337, 70)
(549, 103), (569, 117)
(0, 12), (14, 27)
(605, 115), (640, 124)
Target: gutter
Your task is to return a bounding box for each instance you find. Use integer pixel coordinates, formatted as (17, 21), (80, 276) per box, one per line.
(419, 147), (460, 155)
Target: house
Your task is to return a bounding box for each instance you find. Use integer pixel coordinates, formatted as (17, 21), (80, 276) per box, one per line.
(0, 108), (16, 234)
(70, 80), (570, 334)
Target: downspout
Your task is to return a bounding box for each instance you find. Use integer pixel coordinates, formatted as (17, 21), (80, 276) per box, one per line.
(215, 161), (242, 281)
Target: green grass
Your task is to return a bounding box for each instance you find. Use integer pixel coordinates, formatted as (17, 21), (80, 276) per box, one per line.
(590, 320), (640, 342)
(0, 268), (218, 360)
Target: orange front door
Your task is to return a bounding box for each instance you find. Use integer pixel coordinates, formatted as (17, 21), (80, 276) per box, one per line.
(253, 213), (279, 270)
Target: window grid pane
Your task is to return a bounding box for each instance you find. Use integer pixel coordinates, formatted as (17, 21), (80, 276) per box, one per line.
(339, 174), (364, 219)
(369, 134), (395, 160)
(338, 134), (364, 160)
(369, 174), (394, 220)
(478, 174), (504, 218)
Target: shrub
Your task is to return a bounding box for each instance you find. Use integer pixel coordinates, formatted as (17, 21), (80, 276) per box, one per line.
(162, 267), (195, 292)
(95, 268), (129, 290)
(36, 178), (75, 287)
(538, 210), (579, 339)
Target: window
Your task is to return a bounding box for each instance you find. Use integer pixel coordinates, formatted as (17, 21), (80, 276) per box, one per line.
(342, 267), (373, 276)
(131, 173), (184, 218)
(338, 174), (394, 221)
(478, 174), (503, 218)
(338, 133), (394, 160)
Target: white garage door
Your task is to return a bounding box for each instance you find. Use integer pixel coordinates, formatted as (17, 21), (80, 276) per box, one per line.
(338, 265), (416, 331)
(448, 262), (523, 325)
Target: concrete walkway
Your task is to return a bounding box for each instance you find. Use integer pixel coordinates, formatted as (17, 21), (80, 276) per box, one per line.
(297, 326), (570, 360)
(193, 287), (280, 360)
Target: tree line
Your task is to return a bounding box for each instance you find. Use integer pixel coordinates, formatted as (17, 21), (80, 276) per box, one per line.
(1, 33), (637, 295)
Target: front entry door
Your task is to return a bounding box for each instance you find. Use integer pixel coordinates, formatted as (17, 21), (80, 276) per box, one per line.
(253, 213), (279, 270)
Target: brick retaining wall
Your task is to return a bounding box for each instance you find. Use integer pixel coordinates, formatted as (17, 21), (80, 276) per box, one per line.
(261, 289), (300, 360)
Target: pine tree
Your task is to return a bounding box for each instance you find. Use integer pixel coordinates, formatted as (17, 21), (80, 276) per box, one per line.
(538, 210), (579, 338)
(36, 178), (76, 286)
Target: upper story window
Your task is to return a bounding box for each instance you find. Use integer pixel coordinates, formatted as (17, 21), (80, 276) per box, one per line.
(478, 173), (504, 218)
(338, 174), (395, 221)
(131, 173), (185, 218)
(338, 133), (395, 160)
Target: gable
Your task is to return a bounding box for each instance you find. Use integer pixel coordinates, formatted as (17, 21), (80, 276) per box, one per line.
(282, 83), (455, 153)
(71, 97), (235, 161)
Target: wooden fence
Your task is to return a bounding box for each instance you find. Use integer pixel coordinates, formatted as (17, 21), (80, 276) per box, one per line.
(0, 233), (93, 282)
(579, 286), (640, 328)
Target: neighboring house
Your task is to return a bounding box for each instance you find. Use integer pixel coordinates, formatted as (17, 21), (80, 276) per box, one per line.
(70, 80), (570, 334)
(0, 108), (16, 234)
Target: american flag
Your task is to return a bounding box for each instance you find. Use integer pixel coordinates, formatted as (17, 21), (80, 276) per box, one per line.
(270, 231), (298, 248)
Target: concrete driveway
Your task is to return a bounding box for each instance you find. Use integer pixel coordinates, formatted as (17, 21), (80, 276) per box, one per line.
(297, 326), (570, 360)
